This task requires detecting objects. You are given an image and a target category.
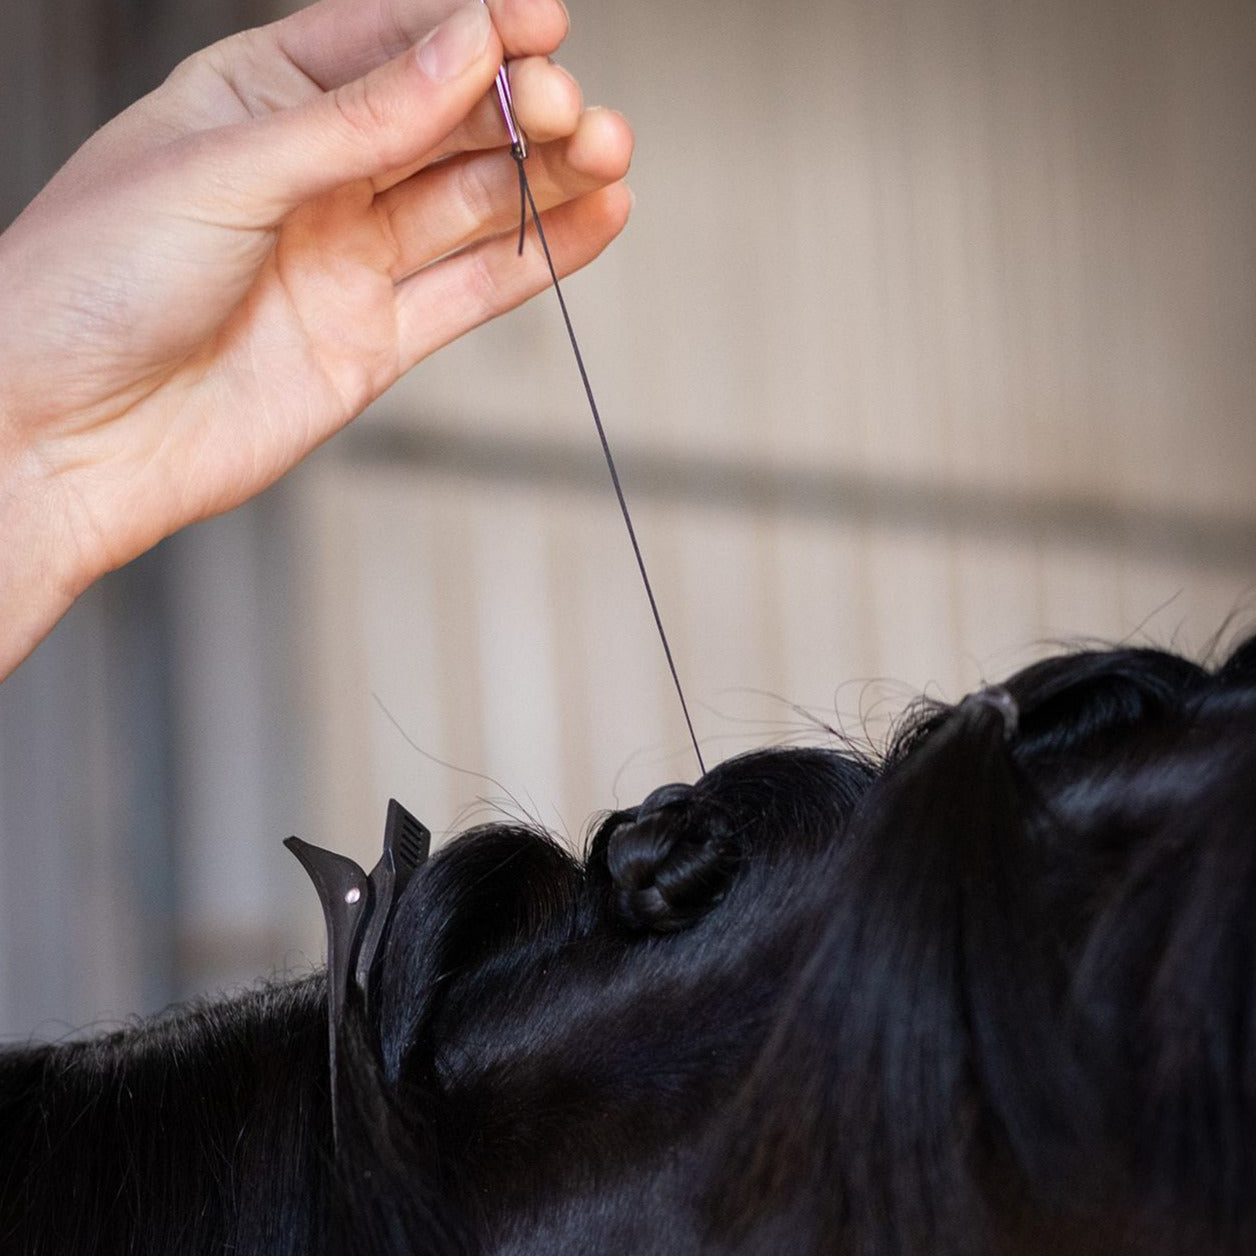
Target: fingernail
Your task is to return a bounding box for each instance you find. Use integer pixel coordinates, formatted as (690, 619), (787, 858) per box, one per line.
(417, 3), (491, 82)
(556, 0), (571, 35)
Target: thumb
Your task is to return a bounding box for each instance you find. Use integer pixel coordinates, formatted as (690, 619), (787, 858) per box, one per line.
(209, 2), (501, 225)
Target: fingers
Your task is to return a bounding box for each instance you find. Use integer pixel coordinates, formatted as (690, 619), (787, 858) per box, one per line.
(394, 181), (633, 372)
(368, 54), (584, 194)
(379, 106), (632, 280)
(269, 0), (569, 93)
(429, 54), (584, 160)
(205, 2), (504, 225)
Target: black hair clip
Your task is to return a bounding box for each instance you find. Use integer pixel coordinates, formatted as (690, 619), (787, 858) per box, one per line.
(285, 799), (431, 1147)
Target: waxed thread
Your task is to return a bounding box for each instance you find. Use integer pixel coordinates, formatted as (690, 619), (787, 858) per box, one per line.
(515, 157), (528, 256)
(512, 154), (706, 777)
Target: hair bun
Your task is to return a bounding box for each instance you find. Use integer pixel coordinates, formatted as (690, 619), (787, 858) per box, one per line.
(606, 784), (743, 934)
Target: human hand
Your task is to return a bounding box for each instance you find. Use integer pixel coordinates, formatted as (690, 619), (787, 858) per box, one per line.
(0, 0), (632, 679)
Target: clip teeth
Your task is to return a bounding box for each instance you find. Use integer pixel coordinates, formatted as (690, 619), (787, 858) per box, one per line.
(398, 826), (426, 867)
(385, 800), (431, 873)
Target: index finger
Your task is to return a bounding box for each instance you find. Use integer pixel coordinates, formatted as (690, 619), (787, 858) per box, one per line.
(268, 0), (569, 92)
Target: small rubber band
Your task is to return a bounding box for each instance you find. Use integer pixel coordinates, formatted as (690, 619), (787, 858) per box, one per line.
(960, 686), (1020, 740)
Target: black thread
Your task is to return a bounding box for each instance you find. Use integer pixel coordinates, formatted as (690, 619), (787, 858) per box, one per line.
(513, 153), (706, 776)
(515, 156), (528, 257)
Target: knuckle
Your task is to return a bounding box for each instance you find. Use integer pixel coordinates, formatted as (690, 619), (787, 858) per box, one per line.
(162, 52), (200, 92)
(166, 33), (267, 118)
(465, 251), (504, 318)
(163, 41), (223, 93)
(453, 160), (499, 231)
(330, 73), (409, 167)
(376, 198), (408, 275)
(181, 31), (245, 84)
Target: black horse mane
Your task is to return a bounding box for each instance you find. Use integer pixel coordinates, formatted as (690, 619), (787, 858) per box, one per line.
(3, 633), (1255, 1255)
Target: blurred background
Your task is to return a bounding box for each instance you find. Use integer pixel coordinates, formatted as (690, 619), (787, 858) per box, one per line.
(1, 0), (1253, 1039)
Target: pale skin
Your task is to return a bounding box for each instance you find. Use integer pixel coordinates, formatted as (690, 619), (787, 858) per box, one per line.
(0, 0), (633, 682)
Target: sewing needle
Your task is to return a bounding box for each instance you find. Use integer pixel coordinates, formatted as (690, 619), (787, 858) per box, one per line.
(479, 0), (528, 160)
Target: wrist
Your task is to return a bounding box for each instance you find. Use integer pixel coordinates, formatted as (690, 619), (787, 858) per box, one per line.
(0, 434), (87, 683)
